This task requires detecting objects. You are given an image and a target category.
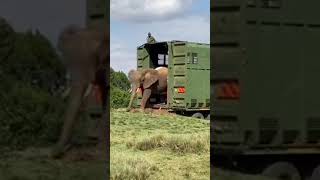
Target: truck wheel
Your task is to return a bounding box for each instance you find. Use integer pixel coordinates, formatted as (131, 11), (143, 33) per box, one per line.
(262, 162), (301, 180)
(310, 165), (320, 180)
(191, 112), (204, 119)
(206, 114), (210, 120)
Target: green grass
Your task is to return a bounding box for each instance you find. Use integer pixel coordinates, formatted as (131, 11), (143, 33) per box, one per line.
(0, 109), (275, 180)
(111, 109), (210, 180)
(0, 148), (107, 180)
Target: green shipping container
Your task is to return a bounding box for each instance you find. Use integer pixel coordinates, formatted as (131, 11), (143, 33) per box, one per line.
(135, 41), (210, 118)
(211, 0), (320, 179)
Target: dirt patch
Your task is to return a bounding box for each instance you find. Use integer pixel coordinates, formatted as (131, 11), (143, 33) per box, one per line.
(151, 109), (176, 116)
(124, 108), (176, 116)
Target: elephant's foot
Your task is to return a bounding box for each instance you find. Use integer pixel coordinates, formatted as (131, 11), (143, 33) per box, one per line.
(136, 108), (144, 113)
(144, 108), (153, 113)
(50, 143), (71, 159)
(138, 108), (152, 113)
(126, 108), (132, 112)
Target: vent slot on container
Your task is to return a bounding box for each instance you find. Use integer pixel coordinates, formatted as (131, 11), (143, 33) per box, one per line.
(259, 117), (279, 144)
(261, 0), (282, 8)
(191, 99), (197, 107)
(247, 0), (256, 7)
(307, 117), (320, 143)
(205, 99), (210, 107)
(283, 130), (299, 144)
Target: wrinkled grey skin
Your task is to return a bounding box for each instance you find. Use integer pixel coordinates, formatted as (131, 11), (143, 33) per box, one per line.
(127, 67), (168, 112)
(51, 25), (108, 158)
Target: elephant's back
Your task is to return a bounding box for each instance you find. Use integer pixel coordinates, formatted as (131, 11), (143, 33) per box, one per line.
(155, 67), (168, 91)
(155, 67), (168, 77)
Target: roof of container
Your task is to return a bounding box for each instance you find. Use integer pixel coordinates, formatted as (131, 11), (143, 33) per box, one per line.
(137, 40), (209, 49)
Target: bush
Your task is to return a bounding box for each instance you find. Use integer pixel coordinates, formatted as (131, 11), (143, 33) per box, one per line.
(0, 77), (65, 149)
(1, 30), (66, 93)
(110, 68), (131, 109)
(0, 20), (66, 149)
(110, 68), (130, 91)
(111, 87), (130, 109)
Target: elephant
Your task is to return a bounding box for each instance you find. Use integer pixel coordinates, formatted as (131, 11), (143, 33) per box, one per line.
(127, 67), (168, 112)
(51, 25), (109, 158)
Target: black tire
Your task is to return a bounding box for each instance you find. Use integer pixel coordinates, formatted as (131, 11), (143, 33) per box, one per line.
(191, 112), (204, 119)
(206, 114), (210, 120)
(262, 162), (301, 180)
(311, 165), (320, 180)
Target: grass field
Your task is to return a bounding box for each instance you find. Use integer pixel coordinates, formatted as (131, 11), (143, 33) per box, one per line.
(0, 109), (275, 180)
(110, 109), (210, 180)
(0, 147), (107, 180)
(110, 109), (275, 180)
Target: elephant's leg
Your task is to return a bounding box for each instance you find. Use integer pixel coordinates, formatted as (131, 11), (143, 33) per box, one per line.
(140, 88), (152, 111)
(52, 82), (88, 158)
(97, 85), (108, 150)
(97, 109), (108, 157)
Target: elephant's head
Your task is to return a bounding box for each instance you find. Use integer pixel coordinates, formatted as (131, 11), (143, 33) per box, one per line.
(57, 25), (107, 82)
(127, 69), (160, 111)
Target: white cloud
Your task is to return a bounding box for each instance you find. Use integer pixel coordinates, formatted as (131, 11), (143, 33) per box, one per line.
(110, 14), (209, 73)
(110, 40), (137, 73)
(146, 15), (210, 43)
(111, 0), (195, 22)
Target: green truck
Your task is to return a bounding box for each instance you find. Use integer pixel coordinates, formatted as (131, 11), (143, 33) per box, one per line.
(85, 0), (108, 124)
(212, 0), (320, 180)
(134, 41), (210, 119)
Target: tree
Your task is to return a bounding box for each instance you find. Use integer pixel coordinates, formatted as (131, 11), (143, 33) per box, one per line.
(0, 18), (66, 149)
(110, 68), (130, 108)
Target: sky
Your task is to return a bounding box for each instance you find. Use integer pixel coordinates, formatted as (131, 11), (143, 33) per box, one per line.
(111, 0), (210, 74)
(0, 0), (86, 47)
(0, 1), (210, 74)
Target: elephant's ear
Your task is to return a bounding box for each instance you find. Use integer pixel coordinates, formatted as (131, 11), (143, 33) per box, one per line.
(143, 71), (159, 89)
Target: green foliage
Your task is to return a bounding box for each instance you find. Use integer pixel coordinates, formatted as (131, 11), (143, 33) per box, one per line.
(110, 68), (130, 90)
(0, 77), (65, 149)
(0, 17), (15, 61)
(1, 30), (66, 92)
(110, 68), (131, 108)
(111, 87), (131, 109)
(0, 20), (66, 149)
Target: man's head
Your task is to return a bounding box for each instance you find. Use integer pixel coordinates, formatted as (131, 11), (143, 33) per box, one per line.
(148, 32), (151, 37)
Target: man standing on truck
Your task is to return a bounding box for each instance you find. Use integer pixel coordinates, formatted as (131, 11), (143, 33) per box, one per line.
(147, 32), (156, 44)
